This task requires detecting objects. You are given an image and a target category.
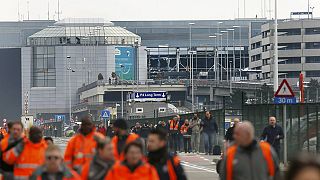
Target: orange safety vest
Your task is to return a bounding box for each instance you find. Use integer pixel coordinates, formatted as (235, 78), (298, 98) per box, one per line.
(169, 120), (179, 131)
(4, 138), (47, 179)
(105, 161), (159, 180)
(166, 156), (181, 180)
(64, 131), (105, 173)
(112, 133), (139, 161)
(226, 142), (275, 180)
(0, 134), (10, 151)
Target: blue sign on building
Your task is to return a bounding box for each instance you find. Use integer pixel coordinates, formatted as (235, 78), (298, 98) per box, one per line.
(115, 47), (136, 80)
(101, 110), (111, 118)
(54, 115), (65, 122)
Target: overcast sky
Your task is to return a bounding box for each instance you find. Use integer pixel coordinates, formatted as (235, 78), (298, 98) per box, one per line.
(0, 0), (318, 21)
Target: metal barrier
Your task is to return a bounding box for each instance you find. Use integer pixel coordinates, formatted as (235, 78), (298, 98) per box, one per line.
(243, 103), (320, 159)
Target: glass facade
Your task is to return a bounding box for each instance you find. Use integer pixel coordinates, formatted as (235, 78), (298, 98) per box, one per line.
(306, 56), (320, 63)
(306, 42), (320, 49)
(28, 26), (141, 46)
(32, 46), (56, 87)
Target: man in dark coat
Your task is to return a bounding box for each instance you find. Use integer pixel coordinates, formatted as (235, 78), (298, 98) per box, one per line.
(260, 116), (284, 157)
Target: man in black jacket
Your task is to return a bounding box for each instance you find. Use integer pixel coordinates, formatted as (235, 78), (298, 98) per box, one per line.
(201, 111), (218, 155)
(260, 116), (284, 157)
(225, 118), (240, 143)
(147, 128), (187, 180)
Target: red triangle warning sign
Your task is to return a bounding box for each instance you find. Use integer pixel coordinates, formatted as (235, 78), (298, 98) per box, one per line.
(275, 79), (295, 97)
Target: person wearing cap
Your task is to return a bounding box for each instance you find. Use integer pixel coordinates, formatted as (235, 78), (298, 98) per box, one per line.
(64, 115), (105, 174)
(111, 118), (139, 161)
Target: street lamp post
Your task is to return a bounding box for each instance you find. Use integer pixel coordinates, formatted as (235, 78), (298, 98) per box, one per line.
(67, 56), (72, 126)
(220, 32), (223, 80)
(120, 64), (125, 117)
(274, 0), (278, 92)
(233, 25), (241, 79)
(221, 30), (229, 81)
(189, 22), (195, 112)
(227, 29), (235, 81)
(209, 35), (217, 80)
(217, 22), (223, 81)
(227, 29), (235, 94)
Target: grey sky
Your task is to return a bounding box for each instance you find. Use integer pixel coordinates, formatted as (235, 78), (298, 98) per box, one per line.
(0, 0), (318, 21)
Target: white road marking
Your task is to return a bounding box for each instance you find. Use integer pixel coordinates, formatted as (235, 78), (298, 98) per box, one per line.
(181, 161), (217, 173)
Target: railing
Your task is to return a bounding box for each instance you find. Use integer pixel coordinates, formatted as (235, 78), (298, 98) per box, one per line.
(78, 79), (265, 93)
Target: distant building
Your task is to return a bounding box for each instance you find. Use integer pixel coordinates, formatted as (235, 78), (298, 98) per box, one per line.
(249, 19), (320, 85)
(21, 18), (146, 122)
(0, 18), (268, 120)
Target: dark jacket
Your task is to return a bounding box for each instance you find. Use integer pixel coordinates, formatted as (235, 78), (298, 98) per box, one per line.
(140, 125), (151, 139)
(260, 124), (284, 148)
(225, 126), (235, 141)
(106, 126), (114, 138)
(29, 164), (79, 180)
(132, 127), (141, 136)
(201, 116), (218, 134)
(148, 147), (187, 180)
(81, 154), (114, 180)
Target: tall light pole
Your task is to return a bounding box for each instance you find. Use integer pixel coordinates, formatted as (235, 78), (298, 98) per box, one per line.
(233, 25), (241, 79)
(219, 30), (224, 80)
(274, 0), (278, 92)
(209, 35), (217, 80)
(120, 64), (125, 117)
(221, 30), (229, 81)
(308, 0), (310, 19)
(228, 29), (235, 94)
(67, 56), (72, 126)
(189, 22), (195, 112)
(217, 22), (223, 81)
(227, 29), (235, 81)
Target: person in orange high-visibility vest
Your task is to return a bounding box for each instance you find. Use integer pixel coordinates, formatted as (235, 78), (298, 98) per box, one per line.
(0, 121), (25, 180)
(219, 121), (280, 180)
(106, 141), (159, 180)
(147, 128), (187, 180)
(29, 144), (80, 180)
(168, 116), (180, 153)
(64, 116), (105, 174)
(111, 118), (139, 161)
(3, 126), (47, 180)
(0, 127), (7, 140)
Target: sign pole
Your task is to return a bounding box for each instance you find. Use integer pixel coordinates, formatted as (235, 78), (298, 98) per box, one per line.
(283, 104), (287, 165)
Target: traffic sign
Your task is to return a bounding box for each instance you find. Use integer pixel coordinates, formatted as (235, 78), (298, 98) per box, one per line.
(274, 79), (295, 97)
(101, 109), (110, 118)
(274, 97), (297, 104)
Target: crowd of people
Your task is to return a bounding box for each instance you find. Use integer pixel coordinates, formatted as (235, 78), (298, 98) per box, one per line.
(0, 112), (320, 180)
(0, 116), (188, 180)
(129, 112), (219, 155)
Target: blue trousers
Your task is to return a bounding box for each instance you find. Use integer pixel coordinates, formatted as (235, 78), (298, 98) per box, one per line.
(203, 132), (216, 153)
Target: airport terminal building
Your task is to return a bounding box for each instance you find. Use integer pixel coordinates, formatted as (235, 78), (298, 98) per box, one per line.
(0, 18), (268, 120)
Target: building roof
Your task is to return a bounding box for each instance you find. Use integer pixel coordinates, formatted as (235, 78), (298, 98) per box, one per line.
(29, 26), (139, 38)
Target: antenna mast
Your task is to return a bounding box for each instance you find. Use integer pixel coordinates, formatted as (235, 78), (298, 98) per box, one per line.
(27, 1), (30, 20)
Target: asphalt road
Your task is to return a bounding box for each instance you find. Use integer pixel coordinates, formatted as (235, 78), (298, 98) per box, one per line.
(54, 137), (219, 180)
